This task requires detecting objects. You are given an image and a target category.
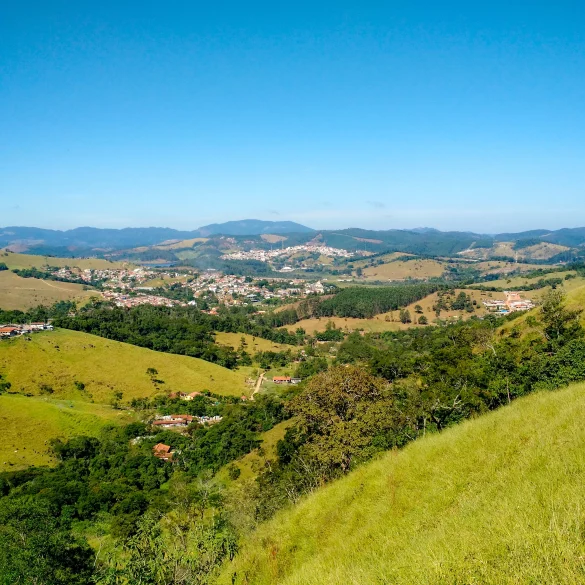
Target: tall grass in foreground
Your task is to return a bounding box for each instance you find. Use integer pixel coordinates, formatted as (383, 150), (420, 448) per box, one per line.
(218, 383), (585, 584)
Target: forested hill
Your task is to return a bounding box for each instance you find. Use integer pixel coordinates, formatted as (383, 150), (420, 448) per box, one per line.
(5, 223), (585, 259)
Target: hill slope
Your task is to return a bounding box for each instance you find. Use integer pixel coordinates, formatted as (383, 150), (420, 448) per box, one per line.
(0, 270), (99, 310)
(219, 382), (585, 584)
(0, 329), (248, 402)
(0, 394), (135, 469)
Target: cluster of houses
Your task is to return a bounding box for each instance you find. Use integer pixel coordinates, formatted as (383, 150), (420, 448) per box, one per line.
(151, 413), (223, 429)
(482, 291), (536, 314)
(272, 376), (302, 385)
(0, 322), (53, 338)
(102, 290), (183, 308)
(222, 244), (355, 262)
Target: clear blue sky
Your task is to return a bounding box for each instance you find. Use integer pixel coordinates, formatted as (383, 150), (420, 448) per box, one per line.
(1, 1), (584, 233)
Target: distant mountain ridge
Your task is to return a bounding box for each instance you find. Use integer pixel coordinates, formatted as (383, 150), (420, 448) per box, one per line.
(1, 221), (585, 259)
(0, 220), (314, 251)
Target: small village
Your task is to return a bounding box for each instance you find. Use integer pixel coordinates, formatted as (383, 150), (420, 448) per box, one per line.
(46, 266), (328, 308)
(482, 291), (536, 313)
(221, 244), (355, 262)
(0, 321), (54, 338)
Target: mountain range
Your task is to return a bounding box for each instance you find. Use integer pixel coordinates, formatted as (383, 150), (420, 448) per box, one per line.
(2, 220), (585, 261)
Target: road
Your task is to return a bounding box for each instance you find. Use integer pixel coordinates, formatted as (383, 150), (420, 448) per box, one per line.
(251, 372), (265, 400)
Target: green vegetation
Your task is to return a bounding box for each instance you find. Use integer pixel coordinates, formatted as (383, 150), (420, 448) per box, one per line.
(219, 381), (585, 585)
(0, 329), (249, 402)
(56, 302), (301, 369)
(0, 394), (135, 468)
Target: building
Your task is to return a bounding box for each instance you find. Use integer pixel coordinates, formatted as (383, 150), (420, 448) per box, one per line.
(273, 376), (292, 384)
(153, 443), (172, 461)
(0, 326), (19, 338)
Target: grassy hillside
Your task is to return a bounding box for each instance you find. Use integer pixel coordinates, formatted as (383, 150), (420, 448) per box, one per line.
(0, 394), (135, 469)
(219, 382), (585, 585)
(0, 270), (99, 310)
(0, 329), (249, 402)
(214, 332), (293, 353)
(0, 250), (127, 270)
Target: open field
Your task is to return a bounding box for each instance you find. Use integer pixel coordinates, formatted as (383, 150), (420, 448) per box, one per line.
(219, 381), (585, 585)
(141, 274), (191, 287)
(0, 250), (128, 270)
(361, 258), (445, 280)
(0, 329), (250, 402)
(0, 270), (100, 310)
(214, 332), (294, 353)
(0, 394), (136, 469)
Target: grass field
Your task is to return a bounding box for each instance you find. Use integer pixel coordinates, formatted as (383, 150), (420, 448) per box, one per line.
(214, 332), (294, 354)
(0, 270), (100, 310)
(219, 381), (585, 585)
(0, 250), (128, 270)
(0, 394), (136, 469)
(0, 329), (250, 402)
(361, 258), (446, 281)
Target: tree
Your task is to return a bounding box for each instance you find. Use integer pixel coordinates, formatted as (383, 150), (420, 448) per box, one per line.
(0, 374), (10, 394)
(540, 289), (583, 348)
(288, 366), (399, 473)
(414, 304), (423, 314)
(0, 497), (93, 585)
(418, 315), (428, 325)
(399, 309), (412, 324)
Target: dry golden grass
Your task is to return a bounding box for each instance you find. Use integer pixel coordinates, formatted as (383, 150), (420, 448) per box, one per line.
(361, 259), (445, 280)
(0, 271), (100, 310)
(214, 332), (293, 353)
(518, 242), (570, 260)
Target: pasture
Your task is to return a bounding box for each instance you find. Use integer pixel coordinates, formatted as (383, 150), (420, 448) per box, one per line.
(0, 329), (249, 402)
(0, 270), (99, 310)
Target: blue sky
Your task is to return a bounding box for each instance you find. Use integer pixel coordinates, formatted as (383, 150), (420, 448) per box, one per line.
(1, 1), (584, 232)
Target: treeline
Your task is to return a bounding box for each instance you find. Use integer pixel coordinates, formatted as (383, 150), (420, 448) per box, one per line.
(54, 302), (302, 368)
(0, 301), (75, 324)
(12, 267), (91, 286)
(261, 284), (441, 328)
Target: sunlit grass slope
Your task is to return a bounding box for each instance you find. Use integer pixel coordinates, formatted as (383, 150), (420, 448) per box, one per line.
(0, 270), (99, 310)
(219, 382), (585, 585)
(0, 394), (135, 469)
(0, 329), (247, 402)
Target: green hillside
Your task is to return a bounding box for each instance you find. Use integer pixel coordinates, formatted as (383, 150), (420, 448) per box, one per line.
(219, 382), (585, 585)
(0, 394), (135, 468)
(0, 329), (249, 402)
